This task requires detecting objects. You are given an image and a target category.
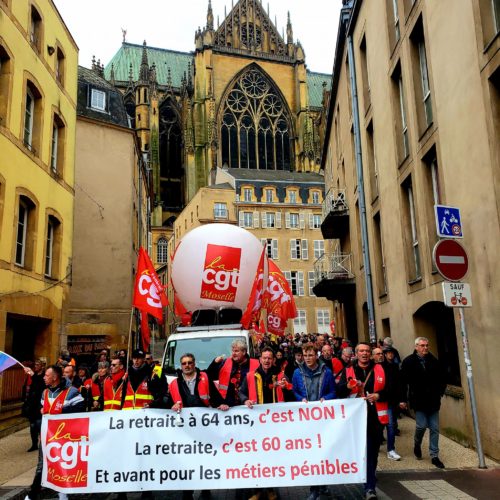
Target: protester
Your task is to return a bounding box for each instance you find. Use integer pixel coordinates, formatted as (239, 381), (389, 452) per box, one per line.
(145, 352), (154, 366)
(206, 339), (259, 407)
(91, 361), (109, 411)
(103, 356), (126, 411)
(292, 342), (336, 500)
(337, 342), (391, 500)
(25, 365), (85, 500)
(22, 359), (46, 452)
(382, 346), (402, 461)
(371, 347), (384, 364)
(382, 337), (401, 365)
(63, 364), (79, 388)
(319, 344), (334, 372)
(400, 337), (447, 469)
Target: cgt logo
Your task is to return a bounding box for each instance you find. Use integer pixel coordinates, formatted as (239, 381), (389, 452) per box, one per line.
(45, 418), (89, 488)
(201, 244), (241, 302)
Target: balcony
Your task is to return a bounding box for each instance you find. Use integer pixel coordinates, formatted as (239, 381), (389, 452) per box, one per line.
(312, 251), (356, 301)
(321, 189), (349, 239)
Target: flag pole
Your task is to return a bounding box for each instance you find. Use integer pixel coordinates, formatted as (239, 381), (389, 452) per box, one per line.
(126, 307), (134, 368)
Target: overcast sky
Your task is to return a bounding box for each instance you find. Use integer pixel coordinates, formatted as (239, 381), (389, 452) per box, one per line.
(53, 0), (341, 74)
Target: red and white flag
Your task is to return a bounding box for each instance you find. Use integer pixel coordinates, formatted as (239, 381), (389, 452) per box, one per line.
(241, 247), (267, 329)
(132, 247), (168, 322)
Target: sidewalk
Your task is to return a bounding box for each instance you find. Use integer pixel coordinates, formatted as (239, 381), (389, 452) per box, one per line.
(0, 415), (498, 499)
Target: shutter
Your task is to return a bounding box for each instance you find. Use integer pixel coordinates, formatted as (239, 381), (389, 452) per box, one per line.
(309, 214), (314, 229)
(261, 213), (267, 228)
(253, 212), (260, 228)
(261, 238), (267, 249)
(285, 212), (290, 229)
(290, 239), (297, 260)
(276, 212), (282, 228)
(298, 272), (305, 296)
(301, 239), (308, 260)
(299, 212), (306, 229)
(272, 239), (278, 259)
(308, 271), (316, 296)
(238, 211), (244, 227)
(147, 232), (152, 256)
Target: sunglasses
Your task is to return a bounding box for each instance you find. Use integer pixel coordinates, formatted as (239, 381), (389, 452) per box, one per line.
(181, 361), (194, 366)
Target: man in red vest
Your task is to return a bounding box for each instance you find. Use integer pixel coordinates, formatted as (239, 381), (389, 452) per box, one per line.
(103, 356), (126, 411)
(206, 339), (258, 407)
(26, 364), (85, 500)
(337, 343), (391, 500)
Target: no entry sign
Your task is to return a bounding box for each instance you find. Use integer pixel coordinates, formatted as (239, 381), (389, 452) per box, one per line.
(433, 239), (469, 281)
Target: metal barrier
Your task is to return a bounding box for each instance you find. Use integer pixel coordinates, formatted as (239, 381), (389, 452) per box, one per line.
(314, 252), (354, 285)
(322, 188), (348, 220)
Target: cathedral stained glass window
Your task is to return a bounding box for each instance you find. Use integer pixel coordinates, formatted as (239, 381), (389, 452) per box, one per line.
(221, 68), (292, 170)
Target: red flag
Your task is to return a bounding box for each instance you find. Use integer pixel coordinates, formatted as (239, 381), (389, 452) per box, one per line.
(141, 312), (150, 352)
(174, 290), (192, 326)
(133, 247), (168, 321)
(263, 260), (297, 336)
(241, 247), (267, 329)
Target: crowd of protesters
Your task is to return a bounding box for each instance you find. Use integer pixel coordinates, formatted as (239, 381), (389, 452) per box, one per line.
(21, 332), (447, 500)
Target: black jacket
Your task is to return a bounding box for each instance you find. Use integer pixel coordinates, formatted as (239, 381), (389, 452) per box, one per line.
(167, 368), (224, 408)
(401, 351), (446, 413)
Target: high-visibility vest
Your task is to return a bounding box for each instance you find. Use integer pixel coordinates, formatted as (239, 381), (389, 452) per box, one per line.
(218, 358), (259, 398)
(169, 372), (210, 407)
(345, 364), (389, 425)
(42, 388), (70, 414)
(332, 358), (344, 383)
(122, 378), (154, 410)
(246, 370), (285, 404)
(103, 377), (125, 411)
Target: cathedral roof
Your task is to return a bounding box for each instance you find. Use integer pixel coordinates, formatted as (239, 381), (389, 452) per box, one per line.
(225, 168), (324, 184)
(308, 71), (331, 109)
(104, 42), (193, 88)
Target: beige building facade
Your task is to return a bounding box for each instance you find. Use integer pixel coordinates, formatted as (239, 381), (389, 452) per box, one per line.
(317, 0), (500, 459)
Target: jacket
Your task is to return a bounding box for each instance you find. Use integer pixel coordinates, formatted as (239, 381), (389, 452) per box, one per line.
(41, 382), (85, 414)
(167, 369), (221, 408)
(292, 362), (336, 402)
(401, 351), (447, 412)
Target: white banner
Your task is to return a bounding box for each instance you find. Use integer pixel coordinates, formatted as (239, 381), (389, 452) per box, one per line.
(41, 399), (367, 493)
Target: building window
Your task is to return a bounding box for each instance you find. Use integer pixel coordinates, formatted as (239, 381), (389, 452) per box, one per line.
(366, 121), (379, 200)
(316, 310), (331, 334)
(24, 89), (34, 148)
(239, 211), (253, 228)
(293, 310), (307, 331)
(45, 215), (61, 278)
(23, 81), (42, 154)
(214, 202), (228, 219)
(90, 88), (106, 111)
(0, 45), (12, 126)
(402, 177), (421, 282)
(391, 63), (410, 164)
(479, 0), (500, 45)
(289, 190), (297, 204)
(30, 6), (42, 52)
(287, 212), (299, 229)
(313, 240), (325, 259)
(221, 66), (293, 170)
(310, 214), (321, 229)
(262, 212), (275, 228)
(391, 0), (400, 43)
(50, 114), (65, 173)
(157, 237), (168, 264)
(15, 196), (36, 269)
(56, 47), (65, 85)
(359, 35), (371, 112)
(290, 239), (308, 260)
(243, 188), (252, 202)
(308, 271), (316, 296)
(311, 191), (320, 204)
(284, 271), (304, 296)
(261, 238), (278, 259)
(265, 189), (273, 203)
(373, 212), (388, 296)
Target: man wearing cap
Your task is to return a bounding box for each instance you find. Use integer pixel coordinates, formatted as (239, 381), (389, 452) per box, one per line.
(122, 349), (169, 410)
(382, 346), (402, 461)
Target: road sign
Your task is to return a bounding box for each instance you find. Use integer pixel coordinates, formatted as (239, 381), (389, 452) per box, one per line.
(442, 282), (472, 307)
(433, 239), (469, 281)
(435, 205), (463, 238)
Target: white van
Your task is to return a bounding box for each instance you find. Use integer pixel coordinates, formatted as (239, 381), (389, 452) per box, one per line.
(161, 323), (255, 383)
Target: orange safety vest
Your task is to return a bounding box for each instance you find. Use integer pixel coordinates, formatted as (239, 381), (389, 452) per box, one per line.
(246, 370), (286, 404)
(169, 372), (210, 407)
(122, 378), (154, 410)
(218, 358), (259, 398)
(43, 388), (70, 414)
(103, 377), (125, 411)
(345, 364), (389, 425)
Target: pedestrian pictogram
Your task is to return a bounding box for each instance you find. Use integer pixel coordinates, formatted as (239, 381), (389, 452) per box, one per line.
(442, 282), (472, 308)
(433, 239), (469, 281)
(435, 205), (463, 238)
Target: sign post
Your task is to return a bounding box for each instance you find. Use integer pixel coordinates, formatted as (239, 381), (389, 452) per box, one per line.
(433, 238), (485, 468)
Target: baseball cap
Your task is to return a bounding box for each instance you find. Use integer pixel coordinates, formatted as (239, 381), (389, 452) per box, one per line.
(132, 349), (145, 358)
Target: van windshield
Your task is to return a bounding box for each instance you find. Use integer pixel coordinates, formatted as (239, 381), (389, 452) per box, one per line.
(163, 336), (246, 375)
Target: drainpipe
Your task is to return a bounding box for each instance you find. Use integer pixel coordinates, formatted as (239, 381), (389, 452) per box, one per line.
(345, 8), (377, 344)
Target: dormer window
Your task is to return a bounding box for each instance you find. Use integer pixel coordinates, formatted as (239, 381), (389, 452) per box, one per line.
(90, 88), (106, 111)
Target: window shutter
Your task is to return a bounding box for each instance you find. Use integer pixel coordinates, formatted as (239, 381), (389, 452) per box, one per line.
(299, 212), (306, 229)
(276, 212), (282, 228)
(239, 211), (244, 227)
(309, 214), (314, 229)
(301, 239), (308, 260)
(298, 272), (305, 296)
(272, 239), (278, 259)
(261, 213), (267, 228)
(284, 271), (291, 291)
(261, 238), (267, 248)
(290, 239), (297, 259)
(253, 212), (260, 228)
(285, 212), (290, 229)
(308, 271), (316, 296)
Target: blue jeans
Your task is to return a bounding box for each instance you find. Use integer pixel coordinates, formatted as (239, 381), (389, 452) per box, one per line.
(415, 410), (440, 458)
(386, 407), (396, 452)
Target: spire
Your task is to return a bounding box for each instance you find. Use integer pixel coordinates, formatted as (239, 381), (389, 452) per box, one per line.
(110, 63), (115, 85)
(139, 40), (149, 83)
(207, 0), (214, 30)
(286, 11), (293, 45)
(166, 67), (173, 95)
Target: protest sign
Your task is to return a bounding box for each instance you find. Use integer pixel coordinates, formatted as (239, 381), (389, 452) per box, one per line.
(41, 399), (367, 493)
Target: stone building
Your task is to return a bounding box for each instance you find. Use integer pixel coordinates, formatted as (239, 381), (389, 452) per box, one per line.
(317, 0), (500, 459)
(0, 0), (78, 367)
(63, 66), (151, 362)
